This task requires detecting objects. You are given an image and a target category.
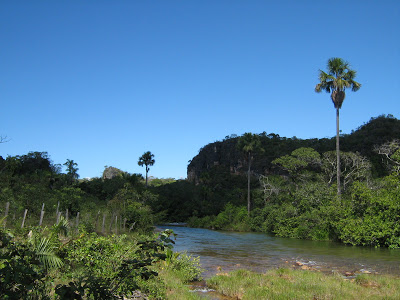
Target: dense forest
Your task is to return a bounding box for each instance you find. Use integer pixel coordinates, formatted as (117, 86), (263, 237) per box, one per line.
(1, 114), (400, 297)
(157, 115), (400, 248)
(1, 115), (399, 249)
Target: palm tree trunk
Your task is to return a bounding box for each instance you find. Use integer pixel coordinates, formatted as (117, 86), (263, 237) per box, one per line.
(336, 107), (341, 195)
(145, 166), (149, 187)
(247, 152), (251, 216)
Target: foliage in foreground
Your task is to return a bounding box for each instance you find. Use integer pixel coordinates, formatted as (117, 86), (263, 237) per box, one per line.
(208, 268), (400, 300)
(0, 225), (203, 299)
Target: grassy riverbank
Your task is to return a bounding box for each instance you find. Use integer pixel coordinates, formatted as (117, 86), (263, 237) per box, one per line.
(207, 268), (400, 299)
(2, 220), (400, 299)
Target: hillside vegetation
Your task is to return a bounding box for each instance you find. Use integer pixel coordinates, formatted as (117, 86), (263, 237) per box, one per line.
(158, 115), (400, 248)
(1, 114), (400, 298)
(0, 156), (202, 298)
(1, 115), (399, 249)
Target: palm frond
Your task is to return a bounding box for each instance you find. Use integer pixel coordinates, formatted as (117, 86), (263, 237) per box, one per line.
(350, 79), (362, 92)
(315, 82), (330, 93)
(34, 237), (64, 269)
(28, 231), (64, 269)
(351, 81), (361, 92)
(316, 70), (337, 93)
(318, 70), (328, 81)
(328, 57), (347, 76)
(345, 69), (357, 80)
(53, 216), (70, 236)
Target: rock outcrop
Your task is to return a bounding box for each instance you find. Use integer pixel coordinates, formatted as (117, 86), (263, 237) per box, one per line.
(187, 115), (400, 183)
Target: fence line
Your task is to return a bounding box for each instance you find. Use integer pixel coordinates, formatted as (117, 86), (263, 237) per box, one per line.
(3, 202), (134, 235)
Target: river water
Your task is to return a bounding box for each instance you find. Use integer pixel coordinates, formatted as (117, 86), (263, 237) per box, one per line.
(157, 225), (400, 278)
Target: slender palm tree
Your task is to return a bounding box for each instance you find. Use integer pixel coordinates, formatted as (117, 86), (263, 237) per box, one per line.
(315, 57), (361, 195)
(138, 151), (155, 187)
(237, 133), (264, 215)
(63, 159), (79, 183)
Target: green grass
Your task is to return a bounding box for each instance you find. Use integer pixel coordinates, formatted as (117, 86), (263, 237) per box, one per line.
(207, 268), (400, 299)
(157, 265), (203, 300)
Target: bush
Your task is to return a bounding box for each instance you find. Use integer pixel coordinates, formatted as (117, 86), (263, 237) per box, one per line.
(0, 228), (49, 299)
(167, 252), (203, 282)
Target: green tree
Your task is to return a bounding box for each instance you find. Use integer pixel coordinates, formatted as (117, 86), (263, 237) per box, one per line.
(272, 147), (321, 186)
(237, 133), (264, 215)
(138, 151), (155, 187)
(64, 159), (79, 183)
(315, 57), (361, 195)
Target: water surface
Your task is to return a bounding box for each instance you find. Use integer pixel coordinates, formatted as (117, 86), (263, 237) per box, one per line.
(158, 226), (400, 278)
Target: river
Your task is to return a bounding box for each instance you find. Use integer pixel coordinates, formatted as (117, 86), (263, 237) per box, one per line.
(157, 225), (400, 278)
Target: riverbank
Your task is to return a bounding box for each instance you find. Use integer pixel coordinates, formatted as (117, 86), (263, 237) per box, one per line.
(206, 268), (400, 299)
(157, 225), (400, 299)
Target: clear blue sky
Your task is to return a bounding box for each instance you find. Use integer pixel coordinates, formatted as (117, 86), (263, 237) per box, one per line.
(1, 1), (399, 180)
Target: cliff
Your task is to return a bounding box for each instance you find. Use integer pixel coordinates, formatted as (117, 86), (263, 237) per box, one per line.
(187, 115), (400, 183)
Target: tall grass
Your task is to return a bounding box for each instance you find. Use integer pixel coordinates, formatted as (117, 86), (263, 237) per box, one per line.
(207, 268), (400, 299)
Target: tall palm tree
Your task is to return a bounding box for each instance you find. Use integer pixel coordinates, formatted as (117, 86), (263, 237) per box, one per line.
(315, 57), (361, 195)
(138, 151), (155, 187)
(63, 159), (79, 183)
(237, 133), (264, 215)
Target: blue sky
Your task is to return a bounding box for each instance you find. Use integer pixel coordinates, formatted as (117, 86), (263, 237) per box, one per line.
(1, 1), (399, 179)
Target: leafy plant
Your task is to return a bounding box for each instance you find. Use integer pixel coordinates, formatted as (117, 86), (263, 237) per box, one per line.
(0, 228), (49, 299)
(29, 234), (63, 269)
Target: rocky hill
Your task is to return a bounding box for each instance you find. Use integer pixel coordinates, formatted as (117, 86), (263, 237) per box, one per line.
(187, 115), (400, 182)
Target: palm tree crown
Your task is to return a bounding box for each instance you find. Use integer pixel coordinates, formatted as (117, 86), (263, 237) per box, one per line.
(237, 133), (263, 156)
(64, 159), (79, 180)
(315, 57), (361, 109)
(138, 151), (155, 187)
(138, 151), (155, 169)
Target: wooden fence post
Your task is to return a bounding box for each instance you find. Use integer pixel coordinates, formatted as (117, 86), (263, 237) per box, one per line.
(102, 213), (106, 234)
(114, 215), (118, 234)
(21, 209), (28, 228)
(123, 218), (127, 231)
(3, 202), (10, 227)
(95, 210), (100, 230)
(39, 203), (45, 226)
(56, 211), (61, 225)
(56, 201), (60, 218)
(109, 212), (115, 232)
(75, 212), (80, 233)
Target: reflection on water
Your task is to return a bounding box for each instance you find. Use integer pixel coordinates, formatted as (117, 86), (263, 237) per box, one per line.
(158, 226), (400, 278)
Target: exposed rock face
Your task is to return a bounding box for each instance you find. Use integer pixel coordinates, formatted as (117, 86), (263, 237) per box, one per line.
(103, 166), (124, 180)
(187, 116), (400, 183)
(187, 138), (244, 183)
